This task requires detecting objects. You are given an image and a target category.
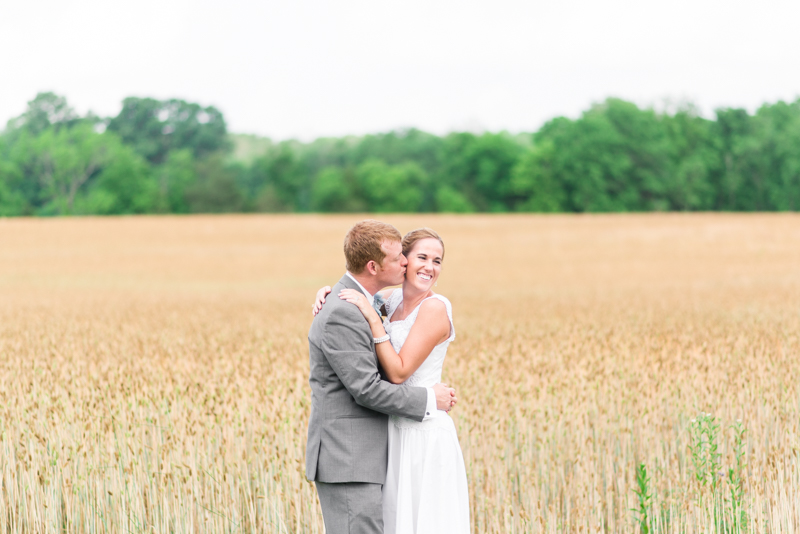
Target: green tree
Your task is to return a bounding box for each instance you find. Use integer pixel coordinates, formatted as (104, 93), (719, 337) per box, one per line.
(352, 129), (443, 174)
(310, 167), (365, 212)
(154, 149), (197, 213)
(434, 186), (475, 213)
(534, 114), (626, 212)
(438, 132), (525, 212)
(30, 123), (116, 214)
(510, 140), (566, 212)
(356, 159), (428, 212)
(0, 133), (28, 215)
(76, 142), (157, 215)
(771, 109), (800, 211)
(184, 154), (244, 213)
(7, 92), (80, 135)
(0, 161), (26, 216)
(662, 106), (717, 210)
(751, 100), (800, 211)
(712, 107), (752, 210)
(710, 102), (800, 211)
(107, 97), (229, 164)
(6, 92), (800, 217)
(532, 99), (676, 212)
(31, 124), (156, 215)
(248, 144), (308, 211)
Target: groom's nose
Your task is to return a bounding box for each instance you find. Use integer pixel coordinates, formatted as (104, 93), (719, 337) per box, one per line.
(400, 254), (408, 266)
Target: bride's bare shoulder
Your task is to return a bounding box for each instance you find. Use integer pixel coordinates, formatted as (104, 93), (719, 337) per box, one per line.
(418, 296), (448, 317)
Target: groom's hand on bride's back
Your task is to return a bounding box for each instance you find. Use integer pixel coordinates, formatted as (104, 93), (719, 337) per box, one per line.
(311, 286), (332, 316)
(433, 383), (457, 412)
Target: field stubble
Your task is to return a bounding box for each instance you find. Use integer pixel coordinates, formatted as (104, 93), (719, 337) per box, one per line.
(1, 214), (800, 533)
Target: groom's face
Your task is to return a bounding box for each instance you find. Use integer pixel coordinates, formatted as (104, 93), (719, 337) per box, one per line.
(376, 240), (407, 287)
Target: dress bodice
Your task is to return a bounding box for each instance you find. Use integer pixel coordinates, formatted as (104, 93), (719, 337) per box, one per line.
(383, 289), (455, 388)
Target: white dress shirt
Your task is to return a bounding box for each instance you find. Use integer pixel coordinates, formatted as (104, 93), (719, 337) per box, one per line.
(345, 272), (438, 420)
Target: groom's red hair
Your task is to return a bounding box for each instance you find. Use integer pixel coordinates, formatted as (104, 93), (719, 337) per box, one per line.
(344, 220), (402, 274)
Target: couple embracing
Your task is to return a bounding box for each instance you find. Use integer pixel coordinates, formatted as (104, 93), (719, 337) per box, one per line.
(306, 220), (470, 533)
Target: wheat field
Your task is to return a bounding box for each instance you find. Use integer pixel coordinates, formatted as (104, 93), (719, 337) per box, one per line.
(1, 214), (800, 533)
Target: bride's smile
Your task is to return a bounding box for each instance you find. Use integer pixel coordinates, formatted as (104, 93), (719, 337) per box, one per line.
(403, 237), (443, 293)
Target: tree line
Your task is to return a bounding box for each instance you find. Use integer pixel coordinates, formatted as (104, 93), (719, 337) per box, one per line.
(2, 92), (800, 216)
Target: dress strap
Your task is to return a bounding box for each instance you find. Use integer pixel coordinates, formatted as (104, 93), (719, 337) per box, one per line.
(432, 294), (456, 342)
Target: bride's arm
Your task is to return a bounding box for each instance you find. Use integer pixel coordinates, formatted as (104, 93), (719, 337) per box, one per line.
(339, 289), (450, 384)
(313, 287), (394, 316)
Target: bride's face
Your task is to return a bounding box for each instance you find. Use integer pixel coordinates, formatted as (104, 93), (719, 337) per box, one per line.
(404, 238), (443, 292)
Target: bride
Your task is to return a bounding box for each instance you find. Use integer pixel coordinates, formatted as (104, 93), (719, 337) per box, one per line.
(312, 227), (470, 534)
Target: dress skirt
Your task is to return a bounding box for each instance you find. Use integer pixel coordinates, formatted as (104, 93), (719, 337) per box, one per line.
(383, 412), (470, 534)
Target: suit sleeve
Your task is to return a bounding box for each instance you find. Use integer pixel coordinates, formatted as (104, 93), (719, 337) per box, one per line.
(322, 306), (427, 422)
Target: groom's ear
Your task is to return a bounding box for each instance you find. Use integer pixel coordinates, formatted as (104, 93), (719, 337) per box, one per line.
(364, 260), (379, 276)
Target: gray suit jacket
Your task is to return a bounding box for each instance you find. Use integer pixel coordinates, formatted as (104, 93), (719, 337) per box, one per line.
(306, 275), (427, 484)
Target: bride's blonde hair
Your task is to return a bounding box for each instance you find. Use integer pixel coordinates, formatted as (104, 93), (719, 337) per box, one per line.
(402, 228), (445, 260)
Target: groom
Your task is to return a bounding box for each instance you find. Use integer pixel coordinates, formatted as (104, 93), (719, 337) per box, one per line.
(307, 219), (457, 534)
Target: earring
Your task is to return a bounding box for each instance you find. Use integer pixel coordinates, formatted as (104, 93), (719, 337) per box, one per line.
(435, 282), (438, 287)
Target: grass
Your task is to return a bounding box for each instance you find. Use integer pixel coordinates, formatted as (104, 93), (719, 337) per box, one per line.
(1, 213), (800, 532)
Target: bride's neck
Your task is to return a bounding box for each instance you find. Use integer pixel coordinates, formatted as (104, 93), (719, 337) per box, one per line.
(401, 284), (432, 311)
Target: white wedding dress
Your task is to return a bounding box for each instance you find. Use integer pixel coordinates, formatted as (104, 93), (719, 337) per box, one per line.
(382, 289), (470, 534)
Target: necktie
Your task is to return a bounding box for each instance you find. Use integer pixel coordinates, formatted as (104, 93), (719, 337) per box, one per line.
(372, 293), (386, 316)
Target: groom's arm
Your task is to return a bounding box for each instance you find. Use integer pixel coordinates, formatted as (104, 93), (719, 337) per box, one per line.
(323, 306), (437, 422)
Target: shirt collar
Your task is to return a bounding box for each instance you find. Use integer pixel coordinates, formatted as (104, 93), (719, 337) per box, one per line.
(345, 272), (374, 302)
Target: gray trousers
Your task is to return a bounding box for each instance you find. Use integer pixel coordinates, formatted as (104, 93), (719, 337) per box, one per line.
(315, 481), (383, 534)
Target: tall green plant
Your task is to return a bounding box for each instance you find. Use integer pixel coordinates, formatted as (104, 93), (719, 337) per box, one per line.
(728, 421), (748, 532)
(689, 412), (721, 494)
(632, 462), (652, 533)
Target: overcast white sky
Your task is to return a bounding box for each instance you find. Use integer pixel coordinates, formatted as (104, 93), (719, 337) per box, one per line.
(2, 0), (799, 140)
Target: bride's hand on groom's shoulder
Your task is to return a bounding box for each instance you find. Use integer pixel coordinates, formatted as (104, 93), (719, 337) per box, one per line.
(311, 286), (332, 316)
(338, 289), (375, 320)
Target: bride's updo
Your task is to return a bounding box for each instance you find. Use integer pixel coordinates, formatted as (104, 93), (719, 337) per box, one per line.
(402, 228), (445, 259)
